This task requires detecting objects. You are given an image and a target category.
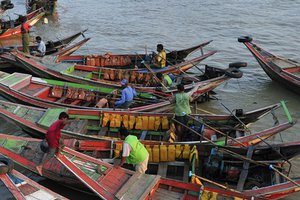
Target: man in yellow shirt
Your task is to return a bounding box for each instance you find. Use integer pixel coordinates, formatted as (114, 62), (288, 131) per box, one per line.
(153, 44), (166, 68)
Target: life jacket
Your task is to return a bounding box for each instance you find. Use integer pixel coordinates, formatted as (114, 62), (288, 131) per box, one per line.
(175, 92), (191, 116)
(124, 135), (148, 164)
(164, 74), (172, 86)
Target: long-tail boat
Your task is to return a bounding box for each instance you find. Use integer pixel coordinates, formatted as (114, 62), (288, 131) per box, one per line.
(238, 36), (300, 95)
(0, 71), (172, 112)
(0, 65), (244, 112)
(0, 32), (90, 69)
(1, 134), (299, 199)
(0, 163), (68, 199)
(0, 99), (292, 146)
(0, 8), (45, 39)
(0, 37), (90, 65)
(9, 49), (217, 89)
(57, 40), (213, 68)
(0, 29), (88, 55)
(63, 137), (300, 193)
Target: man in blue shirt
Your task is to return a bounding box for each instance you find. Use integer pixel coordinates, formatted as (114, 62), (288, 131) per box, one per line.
(115, 79), (137, 109)
(31, 36), (46, 57)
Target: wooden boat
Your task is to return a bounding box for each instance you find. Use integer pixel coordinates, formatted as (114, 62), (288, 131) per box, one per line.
(0, 99), (291, 145)
(0, 134), (266, 199)
(0, 29), (87, 55)
(1, 134), (299, 199)
(238, 36), (300, 95)
(57, 40), (213, 68)
(10, 49), (217, 90)
(64, 133), (300, 163)
(0, 165), (68, 199)
(0, 65), (244, 112)
(0, 37), (91, 69)
(0, 8), (45, 39)
(64, 137), (300, 199)
(0, 71), (171, 112)
(25, 29), (88, 55)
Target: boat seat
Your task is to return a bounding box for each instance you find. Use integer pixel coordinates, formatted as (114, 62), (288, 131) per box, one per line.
(32, 87), (51, 97)
(49, 86), (64, 98)
(0, 73), (32, 90)
(115, 173), (161, 200)
(237, 146), (254, 191)
(64, 120), (88, 133)
(69, 99), (82, 105)
(55, 97), (67, 103)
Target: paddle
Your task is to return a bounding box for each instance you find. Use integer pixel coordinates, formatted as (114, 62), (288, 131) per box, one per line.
(134, 52), (170, 92)
(154, 49), (201, 81)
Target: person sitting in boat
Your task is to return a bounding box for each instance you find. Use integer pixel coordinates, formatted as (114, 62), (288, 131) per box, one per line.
(36, 112), (79, 176)
(156, 72), (173, 88)
(170, 84), (192, 141)
(115, 79), (137, 109)
(152, 44), (167, 68)
(31, 36), (46, 57)
(115, 128), (149, 174)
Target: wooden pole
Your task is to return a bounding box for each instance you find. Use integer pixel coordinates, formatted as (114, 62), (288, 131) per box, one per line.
(185, 115), (247, 147)
(143, 62), (170, 92)
(269, 165), (300, 187)
(192, 174), (242, 194)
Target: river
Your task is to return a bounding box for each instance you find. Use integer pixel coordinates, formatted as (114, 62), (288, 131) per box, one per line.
(0, 0), (300, 199)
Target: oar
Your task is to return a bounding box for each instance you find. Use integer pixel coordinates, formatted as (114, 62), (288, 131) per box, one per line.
(185, 115), (247, 147)
(135, 52), (170, 92)
(190, 173), (242, 194)
(157, 51), (201, 81)
(172, 117), (247, 147)
(144, 63), (170, 91)
(269, 165), (300, 188)
(165, 48), (206, 74)
(220, 102), (250, 133)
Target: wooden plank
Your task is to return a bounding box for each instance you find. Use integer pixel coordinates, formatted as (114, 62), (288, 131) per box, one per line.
(116, 173), (161, 200)
(157, 162), (168, 177)
(98, 126), (108, 136)
(56, 154), (116, 200)
(140, 131), (148, 140)
(183, 162), (190, 182)
(64, 120), (88, 133)
(150, 188), (184, 200)
(237, 146), (254, 191)
(55, 96), (68, 103)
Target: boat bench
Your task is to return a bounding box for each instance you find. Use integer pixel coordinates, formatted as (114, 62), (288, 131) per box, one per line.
(0, 73), (32, 91)
(116, 173), (161, 200)
(32, 87), (51, 97)
(64, 120), (88, 133)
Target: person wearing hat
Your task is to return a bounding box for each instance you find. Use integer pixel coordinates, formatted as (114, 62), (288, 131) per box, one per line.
(115, 79), (137, 109)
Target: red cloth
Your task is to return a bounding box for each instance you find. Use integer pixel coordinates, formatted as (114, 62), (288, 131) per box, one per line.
(46, 119), (65, 148)
(21, 22), (31, 34)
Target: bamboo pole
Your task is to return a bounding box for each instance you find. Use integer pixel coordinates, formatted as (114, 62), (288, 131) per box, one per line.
(185, 115), (247, 147)
(269, 165), (300, 188)
(192, 174), (242, 194)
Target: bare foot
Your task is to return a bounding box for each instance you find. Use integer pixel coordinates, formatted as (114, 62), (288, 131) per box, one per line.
(36, 165), (43, 176)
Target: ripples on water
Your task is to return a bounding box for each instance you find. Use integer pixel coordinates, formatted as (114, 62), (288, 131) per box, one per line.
(1, 0), (300, 199)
